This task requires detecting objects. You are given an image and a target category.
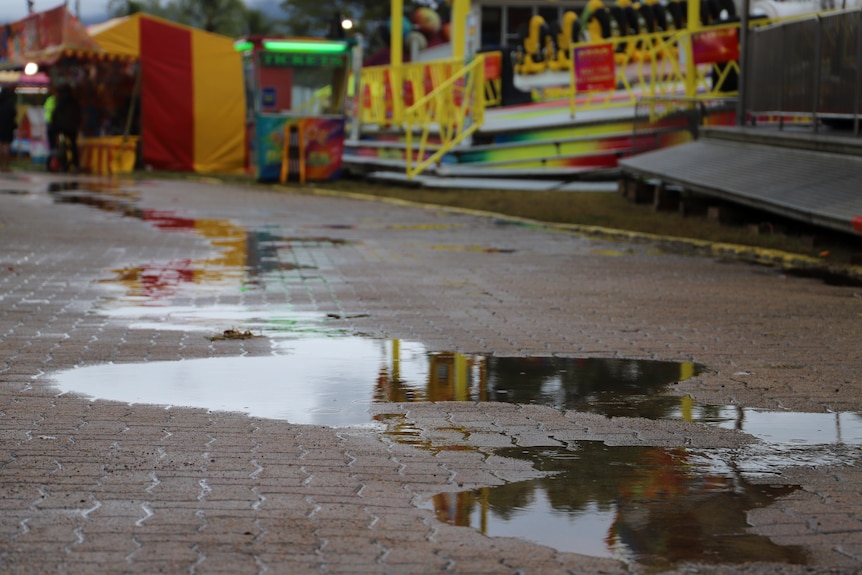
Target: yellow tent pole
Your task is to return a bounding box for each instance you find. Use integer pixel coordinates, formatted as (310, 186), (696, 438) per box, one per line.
(391, 0), (404, 123)
(685, 0), (700, 97)
(452, 0), (470, 61)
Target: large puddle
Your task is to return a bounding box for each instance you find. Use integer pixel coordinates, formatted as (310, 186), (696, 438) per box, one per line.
(51, 335), (862, 443)
(44, 182), (862, 570)
(425, 444), (809, 570)
(50, 341), (862, 569)
(53, 338), (696, 426)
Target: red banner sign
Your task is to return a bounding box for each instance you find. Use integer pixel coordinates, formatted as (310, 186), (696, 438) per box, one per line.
(574, 43), (616, 92)
(692, 28), (739, 65)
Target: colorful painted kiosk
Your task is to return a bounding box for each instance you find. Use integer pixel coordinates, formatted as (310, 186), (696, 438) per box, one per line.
(234, 37), (354, 183)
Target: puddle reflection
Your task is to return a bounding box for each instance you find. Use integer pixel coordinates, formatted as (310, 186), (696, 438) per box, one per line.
(46, 182), (861, 568)
(49, 339), (862, 569)
(52, 339), (700, 426)
(48, 183), (347, 300)
(426, 444), (808, 570)
(684, 404), (862, 445)
(51, 338), (862, 443)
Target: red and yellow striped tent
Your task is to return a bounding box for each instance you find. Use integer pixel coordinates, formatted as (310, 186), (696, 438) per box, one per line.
(90, 13), (245, 174)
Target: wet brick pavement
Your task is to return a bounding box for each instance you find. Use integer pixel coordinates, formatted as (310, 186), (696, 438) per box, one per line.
(1, 172), (861, 574)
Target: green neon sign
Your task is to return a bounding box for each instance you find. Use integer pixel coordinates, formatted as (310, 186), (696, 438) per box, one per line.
(260, 52), (346, 68)
(262, 40), (349, 54)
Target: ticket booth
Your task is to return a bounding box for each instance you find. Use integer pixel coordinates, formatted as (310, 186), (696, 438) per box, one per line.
(235, 36), (354, 182)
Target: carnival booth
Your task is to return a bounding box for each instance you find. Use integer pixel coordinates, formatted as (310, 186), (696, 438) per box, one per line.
(90, 13), (245, 174)
(234, 36), (354, 182)
(0, 5), (142, 174)
(0, 70), (50, 163)
(2, 5), (245, 175)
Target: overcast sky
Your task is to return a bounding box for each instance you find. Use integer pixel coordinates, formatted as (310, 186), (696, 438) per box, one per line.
(0, 0), (110, 25)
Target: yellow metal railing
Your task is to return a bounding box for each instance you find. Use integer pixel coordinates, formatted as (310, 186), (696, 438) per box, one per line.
(360, 58), (463, 126)
(354, 12), (829, 180)
(359, 65), (392, 125)
(547, 22), (743, 118)
(404, 55), (485, 180)
(358, 11), (826, 127)
(555, 14), (825, 118)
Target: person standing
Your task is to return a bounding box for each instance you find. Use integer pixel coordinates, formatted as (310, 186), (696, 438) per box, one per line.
(43, 86), (57, 170)
(0, 85), (17, 173)
(51, 85), (82, 172)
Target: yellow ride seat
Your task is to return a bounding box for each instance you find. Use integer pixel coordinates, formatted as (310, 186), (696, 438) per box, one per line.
(514, 15), (551, 75)
(667, 0), (687, 30)
(611, 0), (644, 65)
(548, 11), (581, 71)
(640, 0), (677, 59)
(584, 0), (612, 42)
(644, 0), (670, 31)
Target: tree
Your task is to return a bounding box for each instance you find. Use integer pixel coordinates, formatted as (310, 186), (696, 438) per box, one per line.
(162, 0), (248, 34)
(278, 0), (437, 41)
(107, 0), (169, 17)
(243, 7), (286, 36)
(108, 0), (281, 37)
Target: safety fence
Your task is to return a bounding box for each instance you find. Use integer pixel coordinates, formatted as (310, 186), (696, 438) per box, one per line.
(359, 25), (743, 121)
(403, 55), (486, 180)
(745, 8), (862, 133)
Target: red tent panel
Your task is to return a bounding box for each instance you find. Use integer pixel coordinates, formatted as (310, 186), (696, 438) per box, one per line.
(140, 18), (194, 171)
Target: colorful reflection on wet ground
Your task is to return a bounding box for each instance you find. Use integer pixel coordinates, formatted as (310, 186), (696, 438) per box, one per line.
(425, 444), (809, 570)
(49, 182), (347, 299)
(45, 181), (862, 570)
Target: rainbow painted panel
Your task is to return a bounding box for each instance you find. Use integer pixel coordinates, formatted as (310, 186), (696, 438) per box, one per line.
(253, 115), (345, 181)
(457, 115), (695, 168)
(485, 120), (636, 145)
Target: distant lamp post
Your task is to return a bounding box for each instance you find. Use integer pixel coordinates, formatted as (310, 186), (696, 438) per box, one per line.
(340, 18), (365, 142)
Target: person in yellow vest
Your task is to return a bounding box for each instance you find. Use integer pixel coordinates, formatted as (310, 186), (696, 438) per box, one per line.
(44, 87), (57, 171)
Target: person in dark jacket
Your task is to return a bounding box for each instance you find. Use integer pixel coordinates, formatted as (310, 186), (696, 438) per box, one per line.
(0, 86), (17, 173)
(51, 85), (82, 172)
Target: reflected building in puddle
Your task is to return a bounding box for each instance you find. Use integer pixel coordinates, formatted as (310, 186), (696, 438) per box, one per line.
(375, 340), (698, 412)
(428, 444), (808, 570)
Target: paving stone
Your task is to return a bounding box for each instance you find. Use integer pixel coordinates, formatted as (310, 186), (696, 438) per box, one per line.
(0, 173), (861, 574)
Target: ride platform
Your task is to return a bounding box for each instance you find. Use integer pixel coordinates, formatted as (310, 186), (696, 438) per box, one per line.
(618, 126), (862, 237)
(343, 94), (734, 184)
